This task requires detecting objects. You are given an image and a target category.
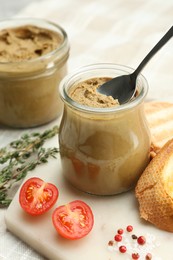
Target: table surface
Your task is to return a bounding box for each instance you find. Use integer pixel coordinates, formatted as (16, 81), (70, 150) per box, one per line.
(1, 0), (173, 259)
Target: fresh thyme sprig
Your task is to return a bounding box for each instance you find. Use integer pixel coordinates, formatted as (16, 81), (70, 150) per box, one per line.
(0, 126), (59, 207)
(0, 126), (58, 164)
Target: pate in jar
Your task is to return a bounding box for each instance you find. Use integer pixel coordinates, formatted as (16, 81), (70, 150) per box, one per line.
(59, 63), (151, 195)
(0, 18), (69, 128)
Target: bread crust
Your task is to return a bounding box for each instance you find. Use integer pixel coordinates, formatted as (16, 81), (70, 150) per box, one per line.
(135, 138), (173, 232)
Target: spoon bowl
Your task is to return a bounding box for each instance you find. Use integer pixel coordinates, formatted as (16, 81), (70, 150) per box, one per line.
(98, 71), (137, 104)
(98, 26), (173, 104)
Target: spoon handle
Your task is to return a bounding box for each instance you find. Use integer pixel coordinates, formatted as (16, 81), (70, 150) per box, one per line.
(133, 26), (173, 77)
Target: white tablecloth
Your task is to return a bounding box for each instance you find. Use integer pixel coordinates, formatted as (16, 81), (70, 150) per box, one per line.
(0, 0), (173, 259)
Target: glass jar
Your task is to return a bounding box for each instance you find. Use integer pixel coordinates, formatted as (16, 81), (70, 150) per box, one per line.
(0, 18), (69, 128)
(59, 63), (151, 195)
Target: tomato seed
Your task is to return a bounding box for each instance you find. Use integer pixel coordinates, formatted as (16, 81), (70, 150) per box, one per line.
(137, 236), (146, 245)
(114, 234), (122, 242)
(145, 253), (152, 259)
(117, 228), (124, 235)
(126, 225), (133, 232)
(132, 253), (140, 259)
(119, 245), (127, 253)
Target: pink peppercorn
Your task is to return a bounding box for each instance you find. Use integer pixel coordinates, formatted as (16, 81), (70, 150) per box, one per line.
(146, 253), (152, 259)
(137, 236), (146, 245)
(132, 253), (140, 259)
(108, 240), (114, 246)
(117, 228), (124, 235)
(119, 245), (127, 253)
(114, 234), (122, 242)
(126, 225), (133, 232)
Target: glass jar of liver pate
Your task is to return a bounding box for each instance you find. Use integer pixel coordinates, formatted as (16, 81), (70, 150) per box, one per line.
(0, 18), (69, 128)
(59, 63), (151, 195)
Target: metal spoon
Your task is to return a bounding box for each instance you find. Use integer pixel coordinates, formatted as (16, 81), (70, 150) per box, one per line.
(97, 26), (173, 104)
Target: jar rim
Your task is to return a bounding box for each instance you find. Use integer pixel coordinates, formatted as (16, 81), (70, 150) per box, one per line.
(0, 17), (69, 65)
(59, 63), (149, 114)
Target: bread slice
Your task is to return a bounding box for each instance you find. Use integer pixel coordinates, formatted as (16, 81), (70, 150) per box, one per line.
(135, 138), (173, 232)
(144, 101), (173, 157)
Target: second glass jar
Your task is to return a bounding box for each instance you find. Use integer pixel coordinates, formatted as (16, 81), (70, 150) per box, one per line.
(0, 18), (69, 128)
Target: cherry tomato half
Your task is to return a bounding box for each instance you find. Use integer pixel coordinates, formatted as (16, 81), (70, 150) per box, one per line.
(52, 200), (94, 240)
(19, 177), (59, 216)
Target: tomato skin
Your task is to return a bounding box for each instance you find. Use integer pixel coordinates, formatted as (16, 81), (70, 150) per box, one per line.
(52, 200), (94, 240)
(19, 177), (59, 216)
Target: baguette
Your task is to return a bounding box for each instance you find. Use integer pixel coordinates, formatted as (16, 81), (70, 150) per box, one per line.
(135, 138), (173, 232)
